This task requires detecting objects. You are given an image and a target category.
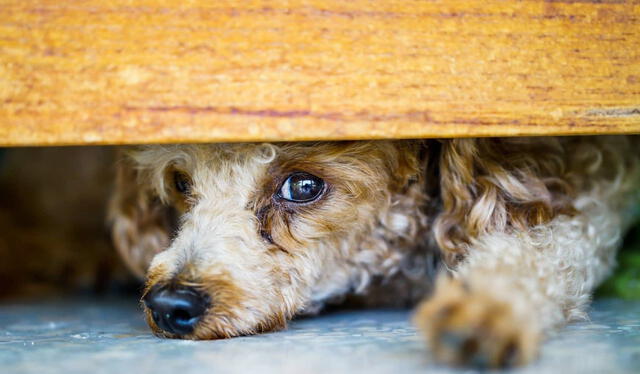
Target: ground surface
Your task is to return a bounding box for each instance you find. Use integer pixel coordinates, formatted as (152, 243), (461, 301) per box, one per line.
(1, 297), (639, 374)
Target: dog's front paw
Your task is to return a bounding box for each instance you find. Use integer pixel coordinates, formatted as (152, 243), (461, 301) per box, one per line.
(414, 278), (539, 369)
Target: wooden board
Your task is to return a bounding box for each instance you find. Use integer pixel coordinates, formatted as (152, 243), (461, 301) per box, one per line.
(1, 0), (639, 146)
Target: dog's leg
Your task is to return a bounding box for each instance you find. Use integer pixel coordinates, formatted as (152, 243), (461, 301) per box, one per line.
(415, 192), (635, 368)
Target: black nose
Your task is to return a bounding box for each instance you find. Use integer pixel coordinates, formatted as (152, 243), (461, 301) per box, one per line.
(143, 286), (209, 335)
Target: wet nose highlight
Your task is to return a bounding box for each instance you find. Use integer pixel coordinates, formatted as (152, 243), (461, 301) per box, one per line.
(143, 285), (209, 335)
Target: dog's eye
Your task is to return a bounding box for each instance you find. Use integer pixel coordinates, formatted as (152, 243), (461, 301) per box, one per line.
(173, 171), (191, 195)
(278, 172), (324, 203)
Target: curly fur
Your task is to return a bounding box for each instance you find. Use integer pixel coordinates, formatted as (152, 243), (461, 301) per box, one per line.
(110, 136), (640, 367)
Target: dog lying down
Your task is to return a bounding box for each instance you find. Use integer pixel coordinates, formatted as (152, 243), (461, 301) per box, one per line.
(110, 136), (640, 368)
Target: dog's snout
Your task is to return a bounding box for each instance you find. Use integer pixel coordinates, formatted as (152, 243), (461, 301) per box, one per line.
(143, 285), (209, 335)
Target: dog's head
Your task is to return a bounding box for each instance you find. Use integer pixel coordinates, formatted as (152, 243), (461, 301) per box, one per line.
(110, 141), (427, 339)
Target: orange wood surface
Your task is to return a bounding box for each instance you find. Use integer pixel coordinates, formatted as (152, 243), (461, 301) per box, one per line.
(1, 0), (639, 146)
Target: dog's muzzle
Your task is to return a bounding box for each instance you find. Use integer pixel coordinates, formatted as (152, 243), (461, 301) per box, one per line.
(143, 285), (209, 336)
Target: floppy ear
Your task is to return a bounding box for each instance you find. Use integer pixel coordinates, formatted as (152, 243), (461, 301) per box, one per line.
(433, 138), (575, 265)
(109, 151), (175, 279)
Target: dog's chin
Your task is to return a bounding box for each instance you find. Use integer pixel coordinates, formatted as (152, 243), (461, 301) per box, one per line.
(143, 307), (288, 340)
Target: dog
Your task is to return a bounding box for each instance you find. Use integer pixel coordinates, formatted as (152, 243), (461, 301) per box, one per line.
(109, 136), (640, 368)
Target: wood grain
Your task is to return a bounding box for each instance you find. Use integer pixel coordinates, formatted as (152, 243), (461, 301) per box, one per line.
(1, 0), (639, 146)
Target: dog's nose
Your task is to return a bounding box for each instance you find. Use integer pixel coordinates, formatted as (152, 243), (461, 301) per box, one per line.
(143, 286), (209, 335)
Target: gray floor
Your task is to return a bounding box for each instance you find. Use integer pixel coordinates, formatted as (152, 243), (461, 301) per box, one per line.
(1, 297), (639, 374)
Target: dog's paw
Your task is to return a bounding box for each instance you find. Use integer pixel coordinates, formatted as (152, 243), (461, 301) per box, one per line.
(414, 278), (539, 369)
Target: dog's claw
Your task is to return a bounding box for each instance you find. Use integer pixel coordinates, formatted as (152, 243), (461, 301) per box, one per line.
(414, 279), (539, 369)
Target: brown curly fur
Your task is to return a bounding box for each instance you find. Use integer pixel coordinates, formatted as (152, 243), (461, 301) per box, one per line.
(1, 136), (636, 369)
(434, 138), (578, 265)
(109, 136), (639, 368)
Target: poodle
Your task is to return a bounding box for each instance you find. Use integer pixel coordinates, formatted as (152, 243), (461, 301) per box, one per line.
(110, 136), (640, 368)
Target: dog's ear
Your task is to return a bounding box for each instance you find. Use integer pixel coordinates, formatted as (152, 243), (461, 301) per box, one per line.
(109, 151), (175, 279)
(433, 138), (575, 265)
(386, 140), (424, 192)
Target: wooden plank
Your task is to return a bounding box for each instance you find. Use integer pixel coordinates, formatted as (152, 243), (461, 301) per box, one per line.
(1, 0), (639, 146)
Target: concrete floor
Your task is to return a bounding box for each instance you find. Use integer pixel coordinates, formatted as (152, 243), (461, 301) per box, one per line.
(1, 297), (639, 374)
